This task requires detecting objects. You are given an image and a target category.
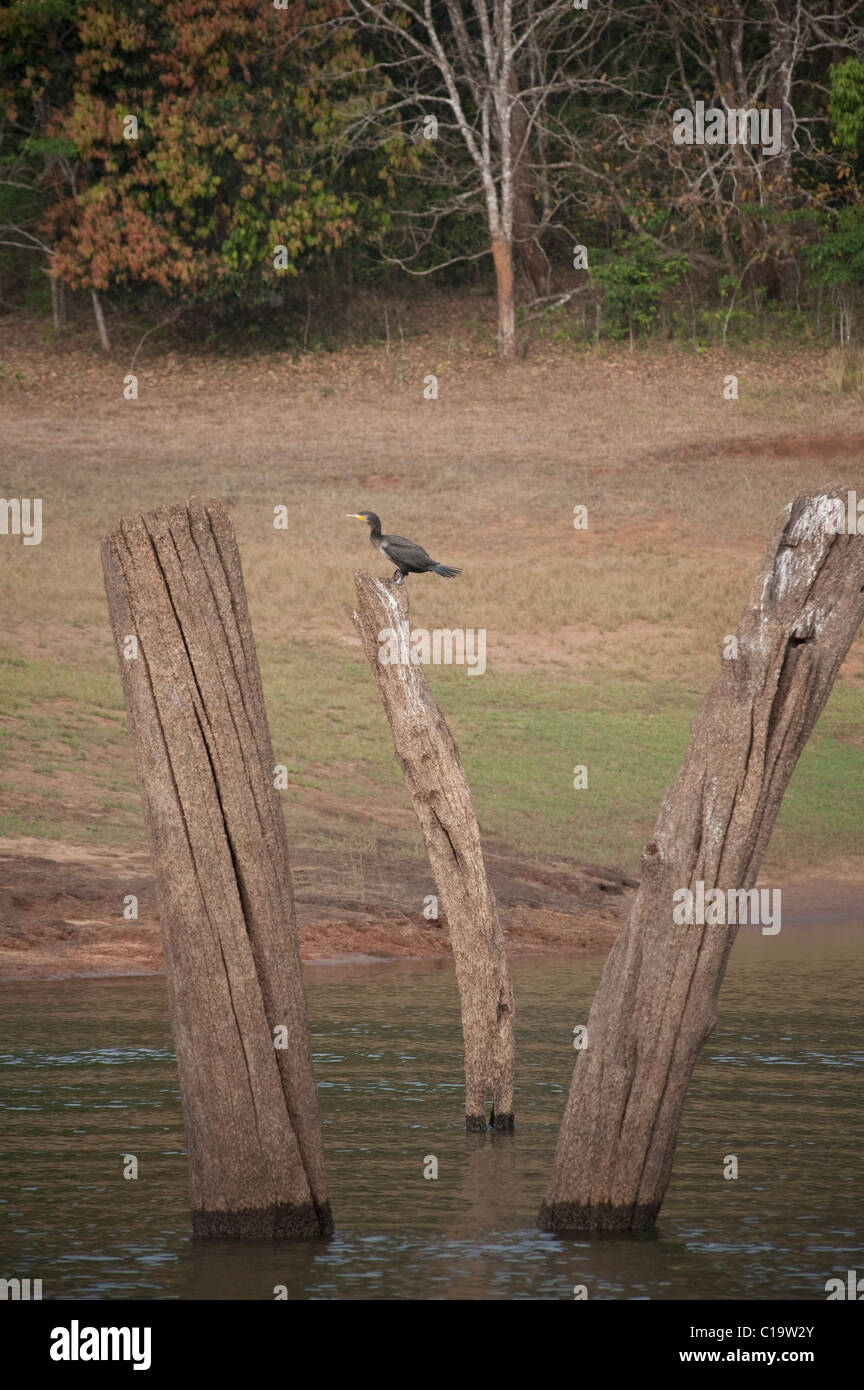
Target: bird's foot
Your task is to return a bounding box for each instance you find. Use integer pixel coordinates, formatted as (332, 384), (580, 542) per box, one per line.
(393, 571), (404, 586)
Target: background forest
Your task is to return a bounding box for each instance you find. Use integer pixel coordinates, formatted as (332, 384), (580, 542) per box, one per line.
(2, 0), (864, 358)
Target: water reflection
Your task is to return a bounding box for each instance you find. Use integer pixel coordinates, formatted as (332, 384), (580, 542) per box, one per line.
(0, 926), (861, 1299)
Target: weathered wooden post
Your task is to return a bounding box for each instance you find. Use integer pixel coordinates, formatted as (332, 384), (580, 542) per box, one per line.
(352, 572), (515, 1130)
(540, 488), (864, 1232)
(102, 499), (332, 1238)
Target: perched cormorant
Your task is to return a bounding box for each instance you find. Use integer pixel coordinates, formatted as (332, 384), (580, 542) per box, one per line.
(345, 512), (461, 585)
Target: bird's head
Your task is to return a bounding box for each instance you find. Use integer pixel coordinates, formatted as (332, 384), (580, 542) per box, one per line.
(345, 511), (380, 529)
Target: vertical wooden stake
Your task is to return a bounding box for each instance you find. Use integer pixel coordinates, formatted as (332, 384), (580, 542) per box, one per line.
(352, 572), (515, 1129)
(540, 489), (864, 1232)
(102, 498), (332, 1238)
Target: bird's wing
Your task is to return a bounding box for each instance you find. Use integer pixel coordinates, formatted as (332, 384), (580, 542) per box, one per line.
(380, 534), (433, 567)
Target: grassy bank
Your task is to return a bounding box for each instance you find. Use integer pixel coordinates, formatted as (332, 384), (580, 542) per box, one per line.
(3, 643), (864, 878)
(2, 312), (864, 876)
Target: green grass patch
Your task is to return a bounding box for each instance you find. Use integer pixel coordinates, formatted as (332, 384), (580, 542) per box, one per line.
(3, 643), (864, 875)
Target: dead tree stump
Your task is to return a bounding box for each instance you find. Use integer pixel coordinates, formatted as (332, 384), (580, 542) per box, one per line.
(102, 499), (332, 1239)
(540, 489), (864, 1232)
(352, 573), (515, 1130)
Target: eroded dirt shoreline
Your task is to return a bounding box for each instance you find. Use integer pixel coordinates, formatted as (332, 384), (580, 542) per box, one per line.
(2, 837), (861, 982)
(0, 836), (638, 981)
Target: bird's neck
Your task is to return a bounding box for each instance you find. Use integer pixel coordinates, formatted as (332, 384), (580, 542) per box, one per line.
(368, 518), (382, 540)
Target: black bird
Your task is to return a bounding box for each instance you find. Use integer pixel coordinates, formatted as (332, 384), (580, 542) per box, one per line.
(345, 512), (461, 585)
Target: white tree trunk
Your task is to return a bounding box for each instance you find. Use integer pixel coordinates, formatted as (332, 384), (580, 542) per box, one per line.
(91, 288), (110, 352)
(49, 270), (65, 330)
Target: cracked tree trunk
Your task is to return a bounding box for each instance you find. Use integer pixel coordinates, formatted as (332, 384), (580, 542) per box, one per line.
(540, 488), (864, 1232)
(101, 498), (331, 1239)
(352, 572), (515, 1130)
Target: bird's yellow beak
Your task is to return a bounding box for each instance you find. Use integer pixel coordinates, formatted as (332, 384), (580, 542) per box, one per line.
(345, 513), (365, 520)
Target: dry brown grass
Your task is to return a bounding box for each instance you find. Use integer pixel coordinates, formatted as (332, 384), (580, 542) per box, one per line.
(2, 305), (864, 870)
(2, 312), (864, 684)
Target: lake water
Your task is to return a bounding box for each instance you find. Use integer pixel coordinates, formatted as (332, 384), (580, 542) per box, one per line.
(1, 926), (861, 1300)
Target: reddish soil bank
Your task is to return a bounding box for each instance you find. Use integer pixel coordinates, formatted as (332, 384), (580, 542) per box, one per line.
(0, 837), (637, 981)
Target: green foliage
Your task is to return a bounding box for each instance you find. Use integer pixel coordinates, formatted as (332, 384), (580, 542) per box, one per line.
(804, 205), (864, 289)
(2, 1), (392, 302)
(2, 5), (864, 345)
(590, 235), (688, 340)
(830, 58), (864, 153)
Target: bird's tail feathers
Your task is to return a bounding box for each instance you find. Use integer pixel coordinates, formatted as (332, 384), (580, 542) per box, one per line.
(432, 564), (461, 578)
